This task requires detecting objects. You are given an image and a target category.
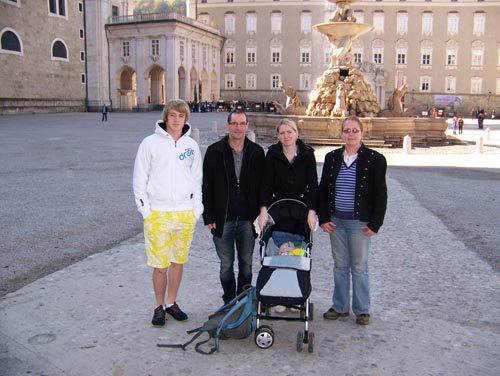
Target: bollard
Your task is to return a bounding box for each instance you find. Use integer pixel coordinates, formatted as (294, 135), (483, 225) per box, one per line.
(211, 121), (218, 133)
(475, 135), (484, 154)
(248, 130), (256, 143)
(484, 128), (491, 141)
(192, 128), (200, 145)
(402, 134), (412, 154)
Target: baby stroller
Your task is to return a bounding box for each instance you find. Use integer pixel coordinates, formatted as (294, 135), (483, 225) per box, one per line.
(254, 198), (314, 352)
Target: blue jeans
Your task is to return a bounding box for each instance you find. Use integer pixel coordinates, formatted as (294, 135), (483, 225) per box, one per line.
(213, 220), (255, 304)
(328, 216), (371, 315)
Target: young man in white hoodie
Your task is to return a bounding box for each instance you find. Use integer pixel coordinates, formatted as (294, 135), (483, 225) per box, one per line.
(133, 99), (203, 327)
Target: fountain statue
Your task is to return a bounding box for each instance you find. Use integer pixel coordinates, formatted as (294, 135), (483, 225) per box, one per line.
(249, 0), (448, 147)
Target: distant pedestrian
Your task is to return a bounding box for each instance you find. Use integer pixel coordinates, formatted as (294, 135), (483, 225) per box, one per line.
(458, 117), (464, 134)
(101, 105), (108, 121)
(477, 110), (485, 129)
(133, 99), (203, 327)
(452, 116), (458, 135)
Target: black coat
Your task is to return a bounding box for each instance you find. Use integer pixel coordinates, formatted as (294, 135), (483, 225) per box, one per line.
(202, 136), (265, 237)
(318, 144), (387, 233)
(259, 139), (318, 211)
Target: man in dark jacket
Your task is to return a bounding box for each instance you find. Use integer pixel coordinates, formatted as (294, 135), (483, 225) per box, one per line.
(202, 110), (265, 304)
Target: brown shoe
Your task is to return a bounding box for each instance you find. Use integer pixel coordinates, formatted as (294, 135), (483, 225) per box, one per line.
(323, 308), (349, 320)
(356, 314), (370, 326)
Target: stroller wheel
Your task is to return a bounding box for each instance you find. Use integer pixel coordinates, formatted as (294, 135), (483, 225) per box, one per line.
(296, 331), (303, 352)
(307, 332), (315, 353)
(255, 325), (274, 349)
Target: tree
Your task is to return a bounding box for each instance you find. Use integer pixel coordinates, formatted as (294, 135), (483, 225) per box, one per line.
(134, 0), (186, 15)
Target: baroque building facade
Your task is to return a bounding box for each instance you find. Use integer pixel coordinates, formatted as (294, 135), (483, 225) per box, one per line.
(187, 0), (500, 116)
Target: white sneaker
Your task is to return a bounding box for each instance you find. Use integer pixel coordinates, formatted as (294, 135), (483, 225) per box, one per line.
(274, 305), (286, 313)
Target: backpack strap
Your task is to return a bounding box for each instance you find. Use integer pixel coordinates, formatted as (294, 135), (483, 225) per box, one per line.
(157, 329), (204, 351)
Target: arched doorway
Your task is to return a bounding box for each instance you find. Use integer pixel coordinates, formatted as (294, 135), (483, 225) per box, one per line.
(148, 65), (165, 109)
(118, 67), (137, 111)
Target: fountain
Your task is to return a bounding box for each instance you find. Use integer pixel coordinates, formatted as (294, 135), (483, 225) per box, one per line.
(248, 0), (448, 147)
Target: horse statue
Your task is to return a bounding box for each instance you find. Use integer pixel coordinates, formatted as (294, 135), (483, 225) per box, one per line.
(387, 84), (408, 115)
(272, 82), (307, 115)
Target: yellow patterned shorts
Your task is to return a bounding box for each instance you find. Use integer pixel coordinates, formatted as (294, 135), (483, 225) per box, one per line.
(144, 210), (196, 268)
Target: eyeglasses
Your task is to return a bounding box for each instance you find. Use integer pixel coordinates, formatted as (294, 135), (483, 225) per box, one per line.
(343, 128), (361, 134)
(229, 122), (247, 127)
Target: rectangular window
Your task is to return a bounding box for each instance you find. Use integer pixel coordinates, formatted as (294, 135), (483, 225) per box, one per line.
(396, 50), (406, 65)
(112, 5), (118, 17)
(81, 73), (86, 84)
(397, 12), (408, 34)
(49, 0), (66, 16)
(471, 77), (482, 94)
(421, 49), (431, 65)
(123, 41), (130, 57)
(447, 13), (459, 35)
(271, 48), (281, 63)
(247, 13), (257, 33)
(447, 50), (456, 66)
(79, 29), (84, 39)
(301, 12), (312, 33)
(473, 12), (485, 35)
(445, 76), (456, 93)
(420, 76), (431, 92)
(472, 50), (483, 66)
(354, 10), (364, 24)
(422, 13), (433, 35)
(151, 40), (159, 56)
(80, 51), (85, 61)
(271, 74), (281, 89)
(271, 12), (282, 33)
(373, 48), (383, 64)
(246, 47), (256, 63)
(78, 2), (83, 12)
(246, 73), (256, 89)
(225, 48), (235, 64)
(373, 11), (384, 33)
(225, 74), (235, 89)
(300, 73), (311, 90)
(225, 15), (235, 33)
(324, 47), (333, 64)
(300, 48), (310, 64)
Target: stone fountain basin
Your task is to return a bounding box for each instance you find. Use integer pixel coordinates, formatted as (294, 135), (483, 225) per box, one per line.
(247, 113), (449, 147)
(313, 22), (374, 39)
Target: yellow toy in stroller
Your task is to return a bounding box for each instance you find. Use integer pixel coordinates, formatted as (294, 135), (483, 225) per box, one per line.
(254, 199), (314, 352)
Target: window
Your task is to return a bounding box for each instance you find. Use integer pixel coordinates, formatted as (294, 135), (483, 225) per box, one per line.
(49, 0), (66, 16)
(473, 12), (485, 35)
(225, 13), (236, 34)
(271, 47), (281, 64)
(324, 47), (333, 64)
(191, 43), (196, 64)
(78, 2), (83, 12)
(447, 50), (457, 66)
(122, 41), (130, 57)
(151, 39), (159, 56)
(199, 14), (210, 25)
(300, 48), (310, 64)
(353, 47), (362, 64)
(373, 48), (383, 64)
(353, 10), (364, 24)
(81, 73), (86, 84)
(396, 49), (406, 65)
(373, 11), (384, 33)
(300, 73), (311, 90)
(52, 40), (68, 60)
(246, 47), (256, 63)
(271, 74), (281, 89)
(246, 13), (257, 33)
(445, 76), (456, 93)
(80, 51), (85, 61)
(271, 12), (282, 33)
(225, 74), (235, 89)
(422, 12), (433, 35)
(447, 13), (459, 35)
(397, 12), (408, 34)
(225, 48), (235, 64)
(471, 77), (482, 94)
(180, 41), (184, 60)
(472, 48), (484, 67)
(246, 73), (256, 89)
(301, 11), (312, 33)
(420, 76), (431, 92)
(0, 29), (22, 54)
(112, 5), (119, 17)
(421, 48), (431, 65)
(79, 29), (84, 39)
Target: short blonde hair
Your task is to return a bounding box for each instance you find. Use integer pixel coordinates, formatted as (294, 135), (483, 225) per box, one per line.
(341, 116), (364, 132)
(276, 118), (299, 134)
(162, 99), (190, 123)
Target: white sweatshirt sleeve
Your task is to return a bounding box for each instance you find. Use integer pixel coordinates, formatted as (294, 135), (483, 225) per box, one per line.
(132, 141), (152, 219)
(191, 143), (204, 220)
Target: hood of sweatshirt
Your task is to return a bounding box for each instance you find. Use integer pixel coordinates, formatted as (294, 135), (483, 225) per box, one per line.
(155, 120), (192, 138)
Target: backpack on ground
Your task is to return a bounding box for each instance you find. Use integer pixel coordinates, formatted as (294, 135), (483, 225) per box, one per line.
(157, 286), (257, 354)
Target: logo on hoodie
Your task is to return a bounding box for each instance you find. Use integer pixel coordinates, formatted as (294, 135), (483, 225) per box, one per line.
(178, 147), (195, 161)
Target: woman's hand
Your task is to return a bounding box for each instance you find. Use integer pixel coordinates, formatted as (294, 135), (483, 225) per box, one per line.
(257, 207), (268, 230)
(307, 210), (317, 231)
(320, 221), (336, 234)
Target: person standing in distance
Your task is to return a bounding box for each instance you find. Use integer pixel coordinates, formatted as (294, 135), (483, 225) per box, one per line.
(202, 110), (265, 304)
(133, 99), (203, 327)
(318, 116), (387, 326)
